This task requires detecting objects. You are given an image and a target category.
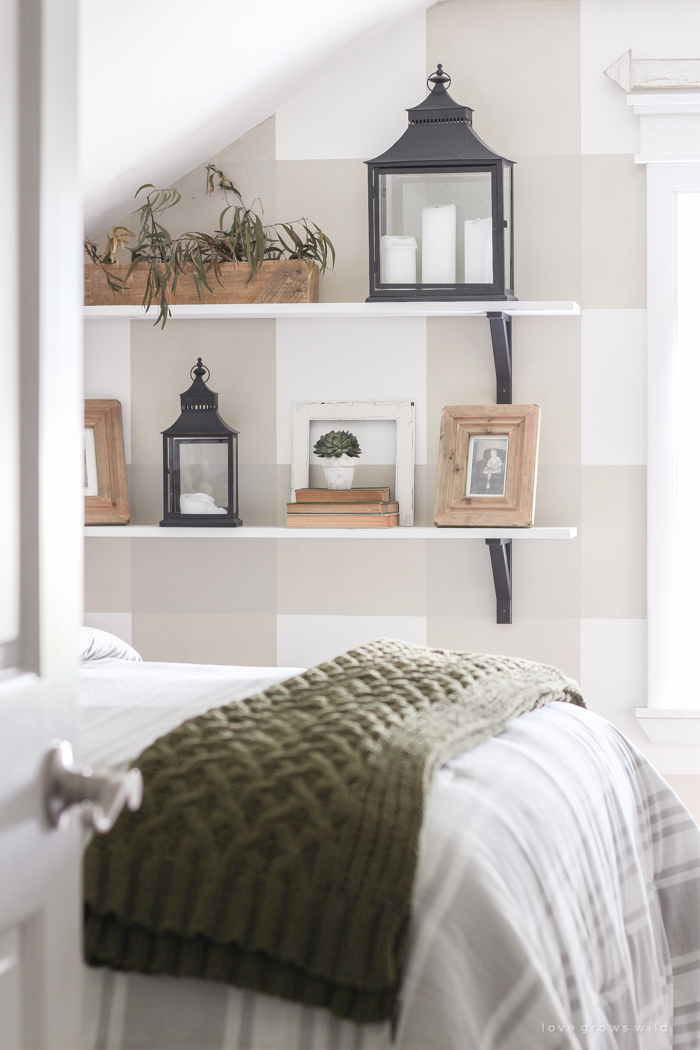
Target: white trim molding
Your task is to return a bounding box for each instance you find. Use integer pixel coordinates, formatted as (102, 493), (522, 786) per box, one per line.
(290, 401), (415, 525)
(629, 94), (700, 165)
(645, 159), (700, 709)
(628, 87), (700, 713)
(635, 709), (700, 744)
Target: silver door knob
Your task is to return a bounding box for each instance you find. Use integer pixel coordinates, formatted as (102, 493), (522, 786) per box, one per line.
(45, 741), (143, 833)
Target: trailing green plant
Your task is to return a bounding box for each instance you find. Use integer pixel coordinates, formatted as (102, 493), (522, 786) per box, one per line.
(84, 165), (335, 328)
(313, 431), (362, 459)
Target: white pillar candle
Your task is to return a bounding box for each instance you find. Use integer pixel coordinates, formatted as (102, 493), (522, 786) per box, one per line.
(380, 235), (417, 283)
(421, 204), (456, 283)
(464, 217), (493, 284)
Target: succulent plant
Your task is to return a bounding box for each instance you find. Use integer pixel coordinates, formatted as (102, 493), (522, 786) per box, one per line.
(313, 430), (362, 459)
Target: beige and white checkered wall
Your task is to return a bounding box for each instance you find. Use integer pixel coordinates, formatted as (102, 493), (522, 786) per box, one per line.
(86, 0), (665, 768)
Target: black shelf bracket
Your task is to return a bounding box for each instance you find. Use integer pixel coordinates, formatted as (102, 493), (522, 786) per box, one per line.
(487, 312), (512, 404)
(484, 313), (513, 621)
(486, 538), (512, 624)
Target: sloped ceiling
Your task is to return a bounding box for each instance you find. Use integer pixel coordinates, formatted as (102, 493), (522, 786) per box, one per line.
(81, 0), (431, 234)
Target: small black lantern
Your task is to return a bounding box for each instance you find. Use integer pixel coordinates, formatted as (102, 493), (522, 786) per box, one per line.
(366, 65), (515, 302)
(160, 358), (242, 527)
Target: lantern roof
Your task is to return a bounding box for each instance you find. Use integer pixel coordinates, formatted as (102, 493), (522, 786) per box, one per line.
(162, 358), (238, 438)
(367, 64), (513, 167)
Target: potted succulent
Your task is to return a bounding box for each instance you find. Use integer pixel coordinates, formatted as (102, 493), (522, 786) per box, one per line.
(313, 431), (362, 489)
(84, 165), (335, 326)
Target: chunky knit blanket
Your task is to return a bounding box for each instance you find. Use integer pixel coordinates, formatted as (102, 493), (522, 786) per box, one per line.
(84, 639), (584, 1023)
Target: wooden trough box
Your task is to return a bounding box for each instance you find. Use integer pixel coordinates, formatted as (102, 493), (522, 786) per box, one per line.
(85, 259), (319, 306)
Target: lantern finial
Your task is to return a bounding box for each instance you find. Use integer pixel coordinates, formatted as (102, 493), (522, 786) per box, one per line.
(190, 357), (209, 382)
(427, 64), (451, 92)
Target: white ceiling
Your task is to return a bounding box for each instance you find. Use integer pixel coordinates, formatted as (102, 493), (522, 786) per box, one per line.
(80, 0), (431, 233)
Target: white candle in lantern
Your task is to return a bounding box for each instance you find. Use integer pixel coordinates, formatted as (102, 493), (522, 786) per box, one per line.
(380, 235), (417, 283)
(180, 492), (226, 514)
(464, 217), (493, 284)
(421, 204), (456, 283)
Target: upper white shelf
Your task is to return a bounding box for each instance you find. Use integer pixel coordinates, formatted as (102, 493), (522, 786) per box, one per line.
(84, 301), (580, 321)
(85, 525), (577, 539)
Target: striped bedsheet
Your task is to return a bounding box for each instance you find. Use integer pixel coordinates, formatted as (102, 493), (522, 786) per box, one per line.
(80, 678), (700, 1050)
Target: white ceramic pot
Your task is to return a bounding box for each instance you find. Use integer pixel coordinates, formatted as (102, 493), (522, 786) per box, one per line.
(321, 455), (358, 490)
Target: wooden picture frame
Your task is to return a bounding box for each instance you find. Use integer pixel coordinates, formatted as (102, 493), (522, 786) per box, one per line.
(434, 405), (540, 527)
(84, 400), (130, 524)
(291, 401), (416, 525)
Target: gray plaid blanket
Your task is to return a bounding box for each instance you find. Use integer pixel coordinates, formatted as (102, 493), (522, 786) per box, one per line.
(82, 700), (700, 1050)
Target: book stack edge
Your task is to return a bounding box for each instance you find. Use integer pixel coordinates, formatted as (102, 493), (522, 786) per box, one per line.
(287, 488), (399, 528)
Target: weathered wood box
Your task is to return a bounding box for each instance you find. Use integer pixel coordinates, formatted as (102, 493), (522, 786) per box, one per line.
(85, 259), (319, 306)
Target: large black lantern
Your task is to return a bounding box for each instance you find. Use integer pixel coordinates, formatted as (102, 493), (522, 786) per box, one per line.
(160, 358), (241, 527)
(366, 65), (514, 302)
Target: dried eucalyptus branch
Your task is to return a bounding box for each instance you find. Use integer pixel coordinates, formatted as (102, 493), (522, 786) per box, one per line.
(84, 166), (335, 328)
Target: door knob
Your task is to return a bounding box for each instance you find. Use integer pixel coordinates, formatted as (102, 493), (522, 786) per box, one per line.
(44, 741), (143, 833)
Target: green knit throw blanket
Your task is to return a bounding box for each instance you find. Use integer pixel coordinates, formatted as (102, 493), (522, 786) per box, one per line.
(84, 639), (584, 1023)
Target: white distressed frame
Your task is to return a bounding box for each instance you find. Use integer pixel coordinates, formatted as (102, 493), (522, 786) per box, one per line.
(291, 401), (415, 526)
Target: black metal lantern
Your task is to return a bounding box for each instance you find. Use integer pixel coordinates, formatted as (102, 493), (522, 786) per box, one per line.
(366, 65), (515, 302)
(160, 358), (242, 527)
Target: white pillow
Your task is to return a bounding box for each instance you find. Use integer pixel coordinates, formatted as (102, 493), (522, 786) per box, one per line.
(80, 626), (142, 663)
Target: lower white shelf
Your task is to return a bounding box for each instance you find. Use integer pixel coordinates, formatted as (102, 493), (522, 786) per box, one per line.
(635, 709), (700, 744)
(84, 525), (577, 539)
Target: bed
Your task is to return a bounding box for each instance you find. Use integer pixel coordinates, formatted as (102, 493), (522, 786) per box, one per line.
(78, 638), (700, 1050)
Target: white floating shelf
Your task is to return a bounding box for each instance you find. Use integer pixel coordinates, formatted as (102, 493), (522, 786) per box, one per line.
(85, 525), (577, 539)
(84, 301), (580, 321)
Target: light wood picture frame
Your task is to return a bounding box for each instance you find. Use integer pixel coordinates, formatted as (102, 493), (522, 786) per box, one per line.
(84, 400), (130, 525)
(434, 405), (540, 527)
(291, 401), (415, 525)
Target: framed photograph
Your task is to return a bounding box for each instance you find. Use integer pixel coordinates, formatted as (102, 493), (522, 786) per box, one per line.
(434, 405), (540, 527)
(291, 401), (415, 525)
(84, 400), (130, 525)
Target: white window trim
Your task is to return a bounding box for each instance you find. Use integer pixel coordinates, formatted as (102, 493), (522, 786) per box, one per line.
(633, 94), (700, 738)
(646, 163), (700, 712)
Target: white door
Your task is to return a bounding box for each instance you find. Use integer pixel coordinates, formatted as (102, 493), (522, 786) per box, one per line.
(0, 0), (84, 1046)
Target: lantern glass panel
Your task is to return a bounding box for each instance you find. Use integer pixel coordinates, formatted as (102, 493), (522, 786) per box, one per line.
(503, 164), (512, 291)
(380, 171), (493, 285)
(171, 438), (230, 514)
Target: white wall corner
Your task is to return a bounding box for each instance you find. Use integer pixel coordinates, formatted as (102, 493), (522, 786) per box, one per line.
(83, 319), (132, 463)
(84, 612), (133, 646)
(581, 309), (646, 465)
(275, 9), (426, 161)
(582, 618), (700, 772)
(277, 614), (426, 667)
(275, 317), (427, 467)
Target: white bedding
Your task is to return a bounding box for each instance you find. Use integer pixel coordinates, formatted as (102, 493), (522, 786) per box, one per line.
(80, 661), (700, 1050)
(79, 659), (305, 770)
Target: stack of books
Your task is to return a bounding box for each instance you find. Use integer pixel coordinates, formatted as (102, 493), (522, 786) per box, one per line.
(287, 488), (399, 527)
